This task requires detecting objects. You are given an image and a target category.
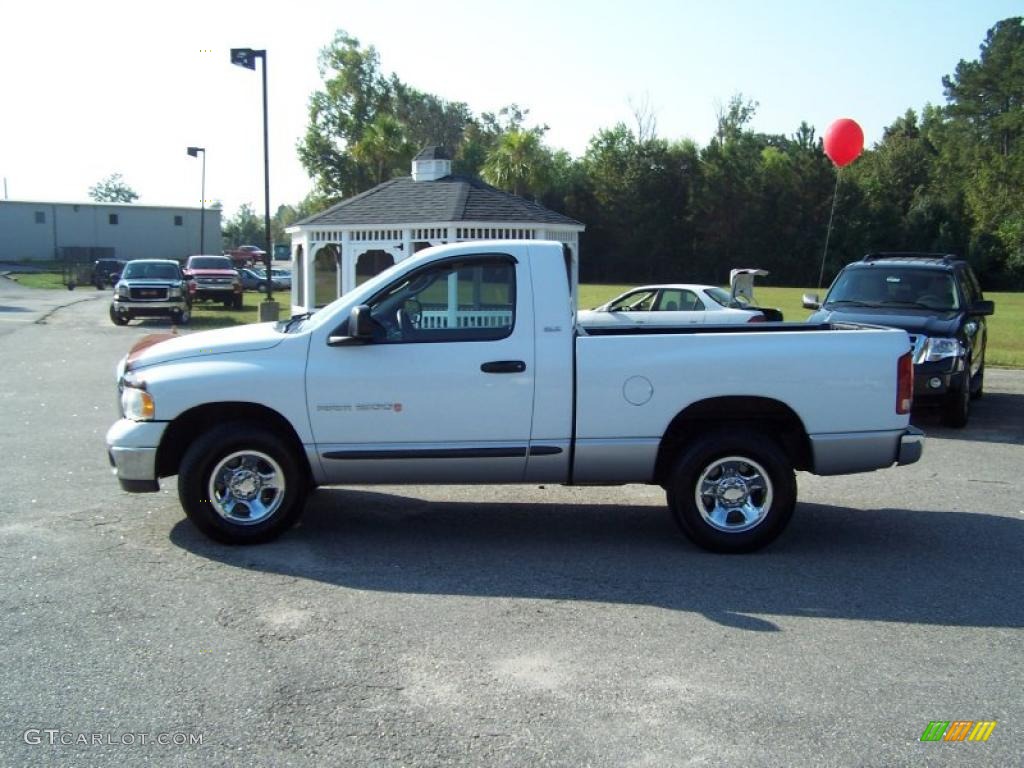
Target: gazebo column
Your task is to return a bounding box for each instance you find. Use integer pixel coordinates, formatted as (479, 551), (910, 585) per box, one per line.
(342, 232), (357, 295)
(291, 230), (312, 313)
(342, 241), (350, 299)
(303, 238), (317, 312)
(402, 228), (413, 264)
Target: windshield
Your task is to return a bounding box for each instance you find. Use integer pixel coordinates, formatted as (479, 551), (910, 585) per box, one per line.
(122, 262), (180, 280)
(826, 268), (960, 311)
(189, 257), (234, 270)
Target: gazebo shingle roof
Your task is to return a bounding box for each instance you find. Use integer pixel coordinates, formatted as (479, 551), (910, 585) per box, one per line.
(296, 175), (583, 228)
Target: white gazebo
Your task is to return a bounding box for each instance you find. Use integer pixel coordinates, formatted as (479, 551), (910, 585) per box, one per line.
(285, 146), (585, 313)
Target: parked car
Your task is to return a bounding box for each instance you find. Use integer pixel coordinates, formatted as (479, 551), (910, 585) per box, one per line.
(92, 259), (126, 289)
(237, 267), (287, 292)
(803, 252), (994, 427)
(183, 255), (243, 309)
(106, 241), (922, 554)
(109, 260), (192, 326)
(270, 269), (292, 290)
(226, 245), (266, 268)
(578, 270), (782, 328)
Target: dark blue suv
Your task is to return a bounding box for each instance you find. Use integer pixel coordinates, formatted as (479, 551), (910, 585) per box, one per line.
(803, 253), (995, 427)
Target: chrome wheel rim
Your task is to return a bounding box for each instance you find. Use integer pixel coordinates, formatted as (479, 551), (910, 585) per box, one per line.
(694, 456), (773, 533)
(208, 450), (285, 525)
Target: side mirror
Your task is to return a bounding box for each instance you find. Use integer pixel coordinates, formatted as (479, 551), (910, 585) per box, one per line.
(971, 300), (994, 316)
(328, 305), (375, 346)
(802, 293), (821, 310)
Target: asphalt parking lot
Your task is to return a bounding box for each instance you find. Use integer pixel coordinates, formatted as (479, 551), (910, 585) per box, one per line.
(1, 281), (1022, 767)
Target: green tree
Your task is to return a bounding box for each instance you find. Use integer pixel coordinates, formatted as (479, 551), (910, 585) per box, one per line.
(88, 173), (138, 203)
(299, 30), (478, 199)
(481, 129), (553, 197)
(351, 114), (414, 185)
(940, 17), (1024, 279)
(222, 203), (264, 251)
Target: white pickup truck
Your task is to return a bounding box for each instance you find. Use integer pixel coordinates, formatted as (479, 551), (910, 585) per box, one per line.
(107, 241), (923, 553)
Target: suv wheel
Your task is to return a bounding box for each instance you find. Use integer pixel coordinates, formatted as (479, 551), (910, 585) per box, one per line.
(109, 306), (130, 326)
(970, 359), (984, 401)
(941, 367), (971, 428)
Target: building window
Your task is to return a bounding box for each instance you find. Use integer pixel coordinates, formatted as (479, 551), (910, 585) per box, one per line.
(109, 214), (119, 225)
(174, 215), (183, 226)
(35, 211), (46, 224)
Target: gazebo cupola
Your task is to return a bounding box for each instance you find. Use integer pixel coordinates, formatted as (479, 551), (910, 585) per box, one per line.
(411, 146), (451, 181)
(285, 146), (585, 313)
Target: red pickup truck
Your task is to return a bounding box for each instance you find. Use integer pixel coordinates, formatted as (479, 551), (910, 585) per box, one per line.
(183, 255), (243, 309)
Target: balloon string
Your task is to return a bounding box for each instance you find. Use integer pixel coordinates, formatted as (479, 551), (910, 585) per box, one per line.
(818, 168), (842, 290)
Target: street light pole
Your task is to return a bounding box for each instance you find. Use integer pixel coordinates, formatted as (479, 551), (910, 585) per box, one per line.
(186, 146), (206, 254)
(231, 47), (274, 306)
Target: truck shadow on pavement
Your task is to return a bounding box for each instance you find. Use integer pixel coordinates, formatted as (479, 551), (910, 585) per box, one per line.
(170, 491), (1024, 632)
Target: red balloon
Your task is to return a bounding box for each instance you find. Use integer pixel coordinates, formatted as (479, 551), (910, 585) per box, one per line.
(823, 118), (864, 167)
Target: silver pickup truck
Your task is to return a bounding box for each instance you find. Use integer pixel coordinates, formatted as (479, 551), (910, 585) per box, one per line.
(107, 241), (923, 553)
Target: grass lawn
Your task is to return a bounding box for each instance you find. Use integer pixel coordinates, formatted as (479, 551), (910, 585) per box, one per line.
(7, 272), (69, 290)
(10, 272), (1024, 368)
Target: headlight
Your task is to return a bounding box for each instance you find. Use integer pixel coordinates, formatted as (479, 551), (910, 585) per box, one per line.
(121, 386), (155, 421)
(920, 337), (962, 362)
(117, 284), (129, 298)
(168, 284), (182, 298)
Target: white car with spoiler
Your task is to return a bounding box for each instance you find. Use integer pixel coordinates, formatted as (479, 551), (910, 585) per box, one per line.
(577, 269), (782, 328)
(107, 241), (922, 553)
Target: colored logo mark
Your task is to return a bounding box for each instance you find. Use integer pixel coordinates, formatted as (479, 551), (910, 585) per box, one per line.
(920, 721), (997, 742)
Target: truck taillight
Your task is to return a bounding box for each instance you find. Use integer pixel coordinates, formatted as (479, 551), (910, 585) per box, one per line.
(747, 314), (766, 323)
(897, 351), (913, 414)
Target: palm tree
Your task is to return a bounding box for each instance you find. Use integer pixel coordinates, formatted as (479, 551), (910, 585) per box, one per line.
(352, 115), (413, 185)
(481, 130), (549, 197)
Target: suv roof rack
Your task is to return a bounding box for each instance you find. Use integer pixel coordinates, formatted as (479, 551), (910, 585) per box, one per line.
(861, 252), (961, 265)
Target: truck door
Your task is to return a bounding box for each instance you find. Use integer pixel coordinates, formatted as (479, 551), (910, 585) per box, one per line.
(305, 253), (535, 483)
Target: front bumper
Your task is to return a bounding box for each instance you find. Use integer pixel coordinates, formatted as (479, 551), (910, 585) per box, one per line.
(912, 357), (963, 402)
(112, 297), (188, 316)
(106, 419), (167, 492)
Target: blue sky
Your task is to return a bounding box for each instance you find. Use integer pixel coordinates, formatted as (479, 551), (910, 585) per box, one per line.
(0, 0), (1018, 218)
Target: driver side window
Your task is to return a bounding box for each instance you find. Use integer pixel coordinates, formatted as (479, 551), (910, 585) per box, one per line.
(367, 256), (516, 343)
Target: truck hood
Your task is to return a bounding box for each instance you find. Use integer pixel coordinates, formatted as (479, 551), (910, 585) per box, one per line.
(125, 323), (284, 370)
(807, 306), (959, 336)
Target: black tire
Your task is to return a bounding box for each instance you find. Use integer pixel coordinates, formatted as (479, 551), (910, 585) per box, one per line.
(177, 423), (307, 544)
(666, 428), (796, 553)
(941, 367), (971, 428)
(970, 359), (984, 401)
(109, 306), (130, 326)
(172, 307), (191, 326)
(223, 298), (233, 309)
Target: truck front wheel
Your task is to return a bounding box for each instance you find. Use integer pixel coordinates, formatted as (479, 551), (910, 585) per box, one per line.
(666, 429), (796, 553)
(177, 424), (307, 544)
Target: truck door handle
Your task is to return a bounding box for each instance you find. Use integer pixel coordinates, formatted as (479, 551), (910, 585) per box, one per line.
(481, 360), (526, 374)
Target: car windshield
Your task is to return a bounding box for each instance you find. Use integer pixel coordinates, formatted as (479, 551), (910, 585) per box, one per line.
(190, 257), (233, 270)
(826, 268), (959, 310)
(122, 263), (179, 280)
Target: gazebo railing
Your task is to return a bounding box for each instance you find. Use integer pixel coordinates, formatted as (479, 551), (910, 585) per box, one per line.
(419, 309), (513, 329)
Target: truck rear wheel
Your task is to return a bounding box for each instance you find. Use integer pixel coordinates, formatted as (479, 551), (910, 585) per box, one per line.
(177, 423), (307, 544)
(666, 429), (796, 553)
